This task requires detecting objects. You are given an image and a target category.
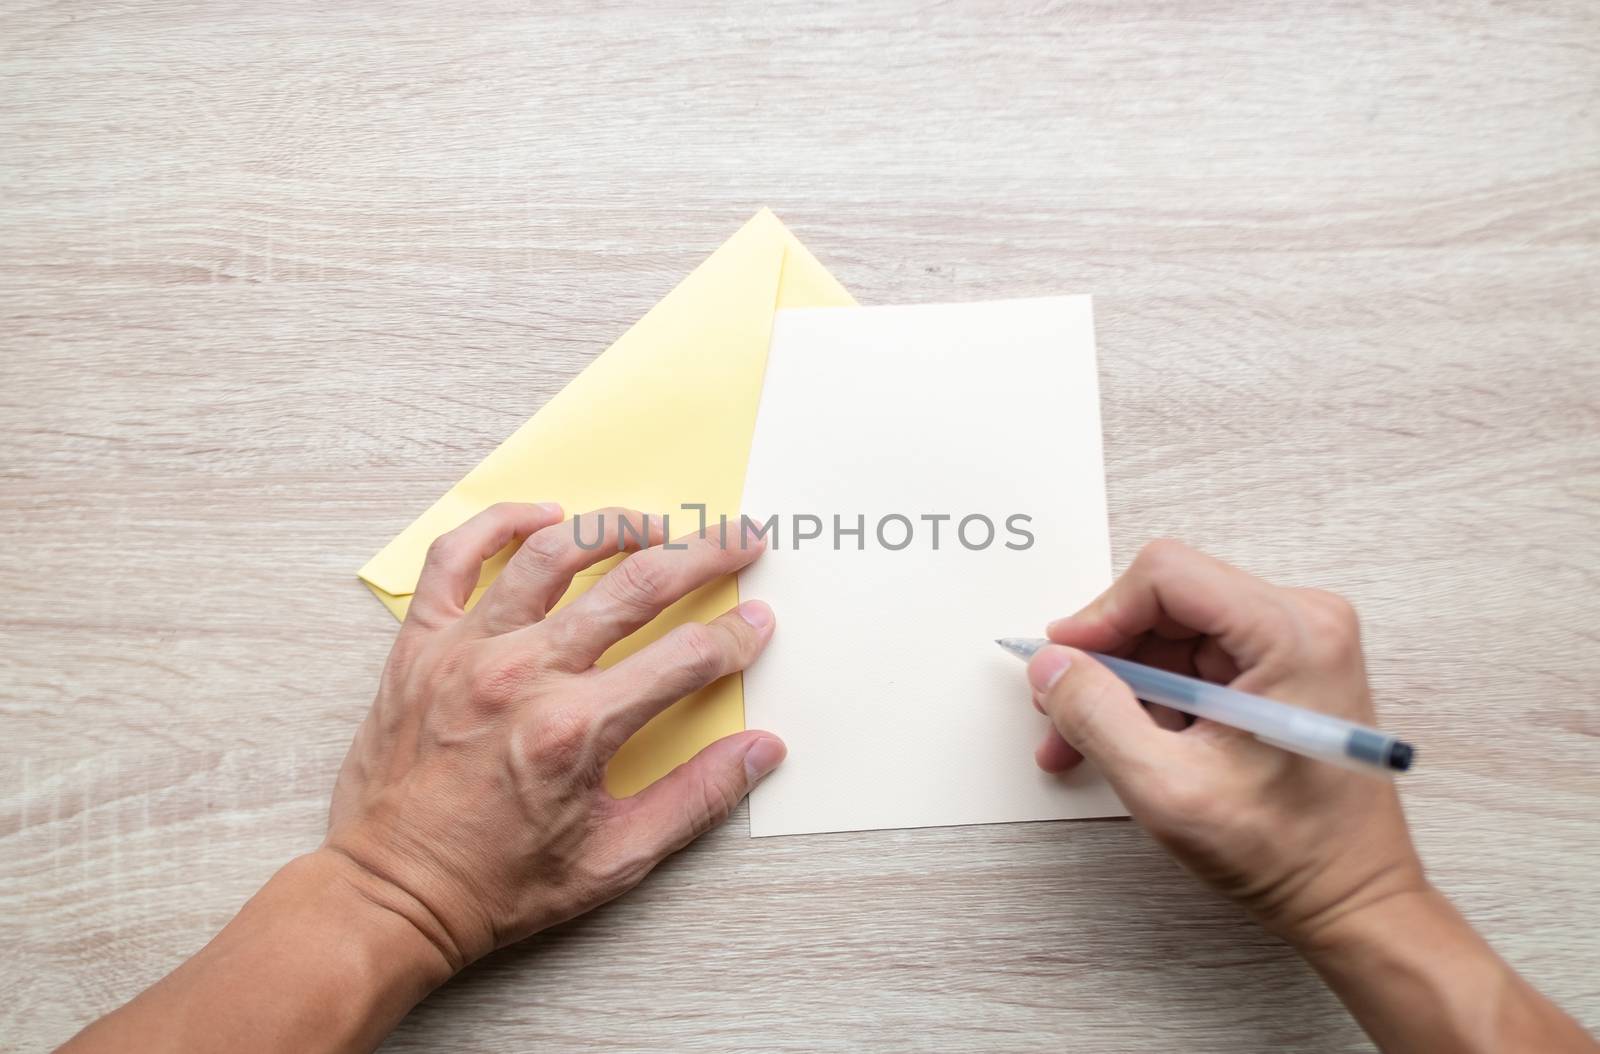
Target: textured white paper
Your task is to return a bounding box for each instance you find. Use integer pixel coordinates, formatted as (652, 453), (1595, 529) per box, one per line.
(740, 296), (1126, 836)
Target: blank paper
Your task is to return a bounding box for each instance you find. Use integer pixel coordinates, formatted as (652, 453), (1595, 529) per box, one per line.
(740, 296), (1127, 836)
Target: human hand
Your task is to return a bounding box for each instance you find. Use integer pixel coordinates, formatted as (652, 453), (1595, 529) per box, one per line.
(323, 503), (784, 973)
(1028, 540), (1425, 947)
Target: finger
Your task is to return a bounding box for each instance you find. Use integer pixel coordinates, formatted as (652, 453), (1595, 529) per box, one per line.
(591, 601), (776, 757)
(534, 526), (767, 672)
(1032, 648), (1188, 751)
(607, 730), (785, 861)
(1193, 635), (1241, 684)
(1035, 727), (1084, 773)
(469, 508), (662, 636)
(1125, 633), (1203, 678)
(409, 502), (565, 626)
(1029, 645), (1179, 774)
(1145, 702), (1189, 731)
(1046, 539), (1292, 670)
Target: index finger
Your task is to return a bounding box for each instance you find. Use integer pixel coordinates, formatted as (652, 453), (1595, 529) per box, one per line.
(1047, 540), (1291, 668)
(409, 502), (566, 626)
(468, 507), (664, 636)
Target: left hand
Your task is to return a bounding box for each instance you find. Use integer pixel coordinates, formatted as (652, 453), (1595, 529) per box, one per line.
(324, 502), (784, 973)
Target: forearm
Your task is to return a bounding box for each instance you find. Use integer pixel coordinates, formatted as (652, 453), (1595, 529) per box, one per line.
(60, 850), (456, 1054)
(1295, 885), (1595, 1054)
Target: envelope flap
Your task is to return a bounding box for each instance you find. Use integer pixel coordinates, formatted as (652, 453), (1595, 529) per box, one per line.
(359, 209), (845, 598)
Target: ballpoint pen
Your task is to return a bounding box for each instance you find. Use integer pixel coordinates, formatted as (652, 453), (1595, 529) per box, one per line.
(996, 638), (1415, 774)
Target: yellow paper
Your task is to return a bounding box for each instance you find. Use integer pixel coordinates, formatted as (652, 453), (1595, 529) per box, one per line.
(358, 209), (855, 795)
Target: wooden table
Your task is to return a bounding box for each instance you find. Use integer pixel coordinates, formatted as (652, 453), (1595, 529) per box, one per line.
(4, 2), (1597, 1050)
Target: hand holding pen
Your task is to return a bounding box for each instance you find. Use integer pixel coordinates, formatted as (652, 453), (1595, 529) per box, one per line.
(1018, 540), (1590, 1053)
(1019, 540), (1421, 944)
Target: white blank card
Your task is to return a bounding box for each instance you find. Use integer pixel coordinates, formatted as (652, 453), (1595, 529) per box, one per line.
(740, 296), (1126, 837)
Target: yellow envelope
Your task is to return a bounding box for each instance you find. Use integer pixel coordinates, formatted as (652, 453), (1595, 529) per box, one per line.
(358, 209), (855, 795)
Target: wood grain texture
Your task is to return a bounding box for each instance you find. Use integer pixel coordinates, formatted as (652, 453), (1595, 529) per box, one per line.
(3, 1), (1597, 1050)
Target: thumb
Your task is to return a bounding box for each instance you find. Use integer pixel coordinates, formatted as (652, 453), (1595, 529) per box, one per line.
(610, 731), (785, 862)
(1029, 645), (1173, 775)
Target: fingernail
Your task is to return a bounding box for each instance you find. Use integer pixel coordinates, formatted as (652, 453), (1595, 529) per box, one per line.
(743, 736), (786, 783)
(737, 599), (774, 631)
(1045, 615), (1076, 637)
(536, 502), (562, 517)
(1028, 646), (1072, 693)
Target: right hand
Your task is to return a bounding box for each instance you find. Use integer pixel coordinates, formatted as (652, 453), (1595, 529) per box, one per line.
(1030, 540), (1427, 947)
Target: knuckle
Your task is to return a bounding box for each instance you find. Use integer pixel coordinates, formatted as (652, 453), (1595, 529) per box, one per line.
(672, 624), (728, 684)
(529, 704), (595, 767)
(1135, 538), (1193, 575)
(685, 774), (742, 839)
(423, 532), (462, 569)
(540, 609), (601, 666)
(1301, 588), (1360, 632)
(589, 846), (654, 897)
(1293, 588), (1362, 662)
(592, 506), (648, 547)
(693, 527), (738, 558)
(468, 656), (530, 709)
(1048, 663), (1118, 734)
(570, 858), (618, 901)
(521, 527), (574, 569)
(607, 553), (667, 612)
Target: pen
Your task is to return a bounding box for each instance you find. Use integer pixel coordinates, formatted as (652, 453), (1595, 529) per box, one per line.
(995, 638), (1415, 774)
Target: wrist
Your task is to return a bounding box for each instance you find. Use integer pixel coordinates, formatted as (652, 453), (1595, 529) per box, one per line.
(1280, 865), (1437, 958)
(1289, 881), (1452, 962)
(286, 848), (462, 992)
(63, 851), (459, 1054)
(215, 850), (458, 1049)
(1291, 885), (1547, 1054)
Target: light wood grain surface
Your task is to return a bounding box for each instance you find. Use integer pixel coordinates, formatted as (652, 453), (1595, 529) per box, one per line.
(3, 1), (1598, 1050)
